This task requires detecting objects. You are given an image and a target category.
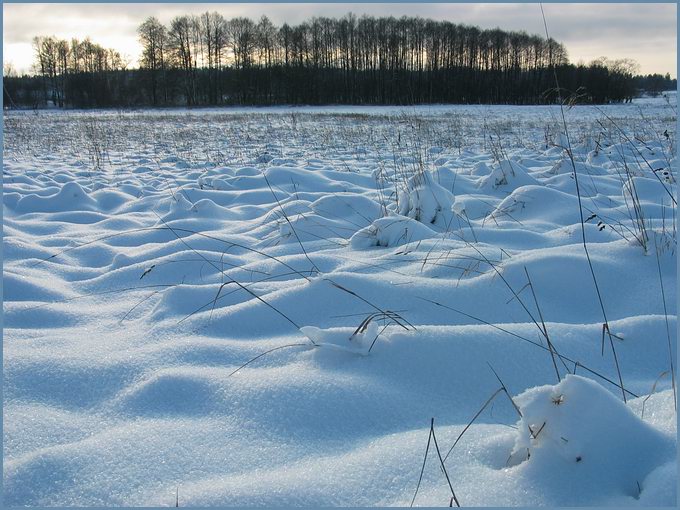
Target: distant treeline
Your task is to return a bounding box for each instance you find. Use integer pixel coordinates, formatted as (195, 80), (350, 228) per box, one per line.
(3, 13), (676, 108)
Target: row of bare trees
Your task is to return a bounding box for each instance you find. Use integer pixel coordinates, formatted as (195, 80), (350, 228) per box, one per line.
(141, 13), (568, 72)
(6, 12), (649, 107)
(137, 14), (290, 105)
(31, 35), (127, 107)
(134, 12), (573, 105)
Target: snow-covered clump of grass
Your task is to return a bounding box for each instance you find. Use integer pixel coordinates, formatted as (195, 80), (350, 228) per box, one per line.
(396, 169), (456, 227)
(478, 159), (538, 190)
(509, 375), (675, 504)
(349, 216), (437, 248)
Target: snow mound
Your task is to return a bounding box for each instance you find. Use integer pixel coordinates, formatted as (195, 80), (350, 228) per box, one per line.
(310, 193), (382, 225)
(275, 213), (349, 244)
(478, 160), (538, 191)
(470, 161), (492, 176)
(486, 185), (580, 227)
(349, 216), (437, 249)
(15, 182), (97, 213)
(623, 176), (676, 206)
(546, 158), (607, 177)
(510, 375), (675, 503)
(397, 170), (456, 228)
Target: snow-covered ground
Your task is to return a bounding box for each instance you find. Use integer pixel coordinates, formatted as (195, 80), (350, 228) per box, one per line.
(3, 96), (677, 506)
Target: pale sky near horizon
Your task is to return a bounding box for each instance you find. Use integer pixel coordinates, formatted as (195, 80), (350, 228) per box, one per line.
(3, 3), (677, 77)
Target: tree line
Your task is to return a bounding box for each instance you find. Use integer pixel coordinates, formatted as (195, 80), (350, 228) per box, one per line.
(3, 12), (675, 108)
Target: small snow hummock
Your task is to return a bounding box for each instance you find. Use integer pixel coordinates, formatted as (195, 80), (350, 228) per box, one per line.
(349, 215), (437, 249)
(508, 375), (675, 505)
(478, 159), (537, 191)
(397, 170), (456, 227)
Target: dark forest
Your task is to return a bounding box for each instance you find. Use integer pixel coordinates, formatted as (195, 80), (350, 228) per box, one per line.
(3, 13), (676, 108)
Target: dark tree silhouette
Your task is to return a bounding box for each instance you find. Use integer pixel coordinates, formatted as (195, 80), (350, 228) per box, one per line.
(138, 17), (168, 106)
(5, 12), (667, 109)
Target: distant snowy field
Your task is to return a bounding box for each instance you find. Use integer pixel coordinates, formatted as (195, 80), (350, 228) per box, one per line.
(3, 96), (677, 506)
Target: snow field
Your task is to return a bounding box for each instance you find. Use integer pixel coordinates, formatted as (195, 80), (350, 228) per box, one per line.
(3, 97), (677, 506)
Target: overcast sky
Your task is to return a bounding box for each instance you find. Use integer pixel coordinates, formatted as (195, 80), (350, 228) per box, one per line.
(3, 3), (677, 77)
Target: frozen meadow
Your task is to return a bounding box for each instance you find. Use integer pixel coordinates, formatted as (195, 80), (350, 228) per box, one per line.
(2, 97), (678, 506)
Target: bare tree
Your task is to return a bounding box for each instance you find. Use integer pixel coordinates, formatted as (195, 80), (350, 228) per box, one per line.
(228, 17), (256, 69)
(168, 15), (196, 104)
(138, 16), (167, 105)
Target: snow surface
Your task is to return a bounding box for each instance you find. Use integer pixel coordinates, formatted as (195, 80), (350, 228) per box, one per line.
(3, 97), (677, 506)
